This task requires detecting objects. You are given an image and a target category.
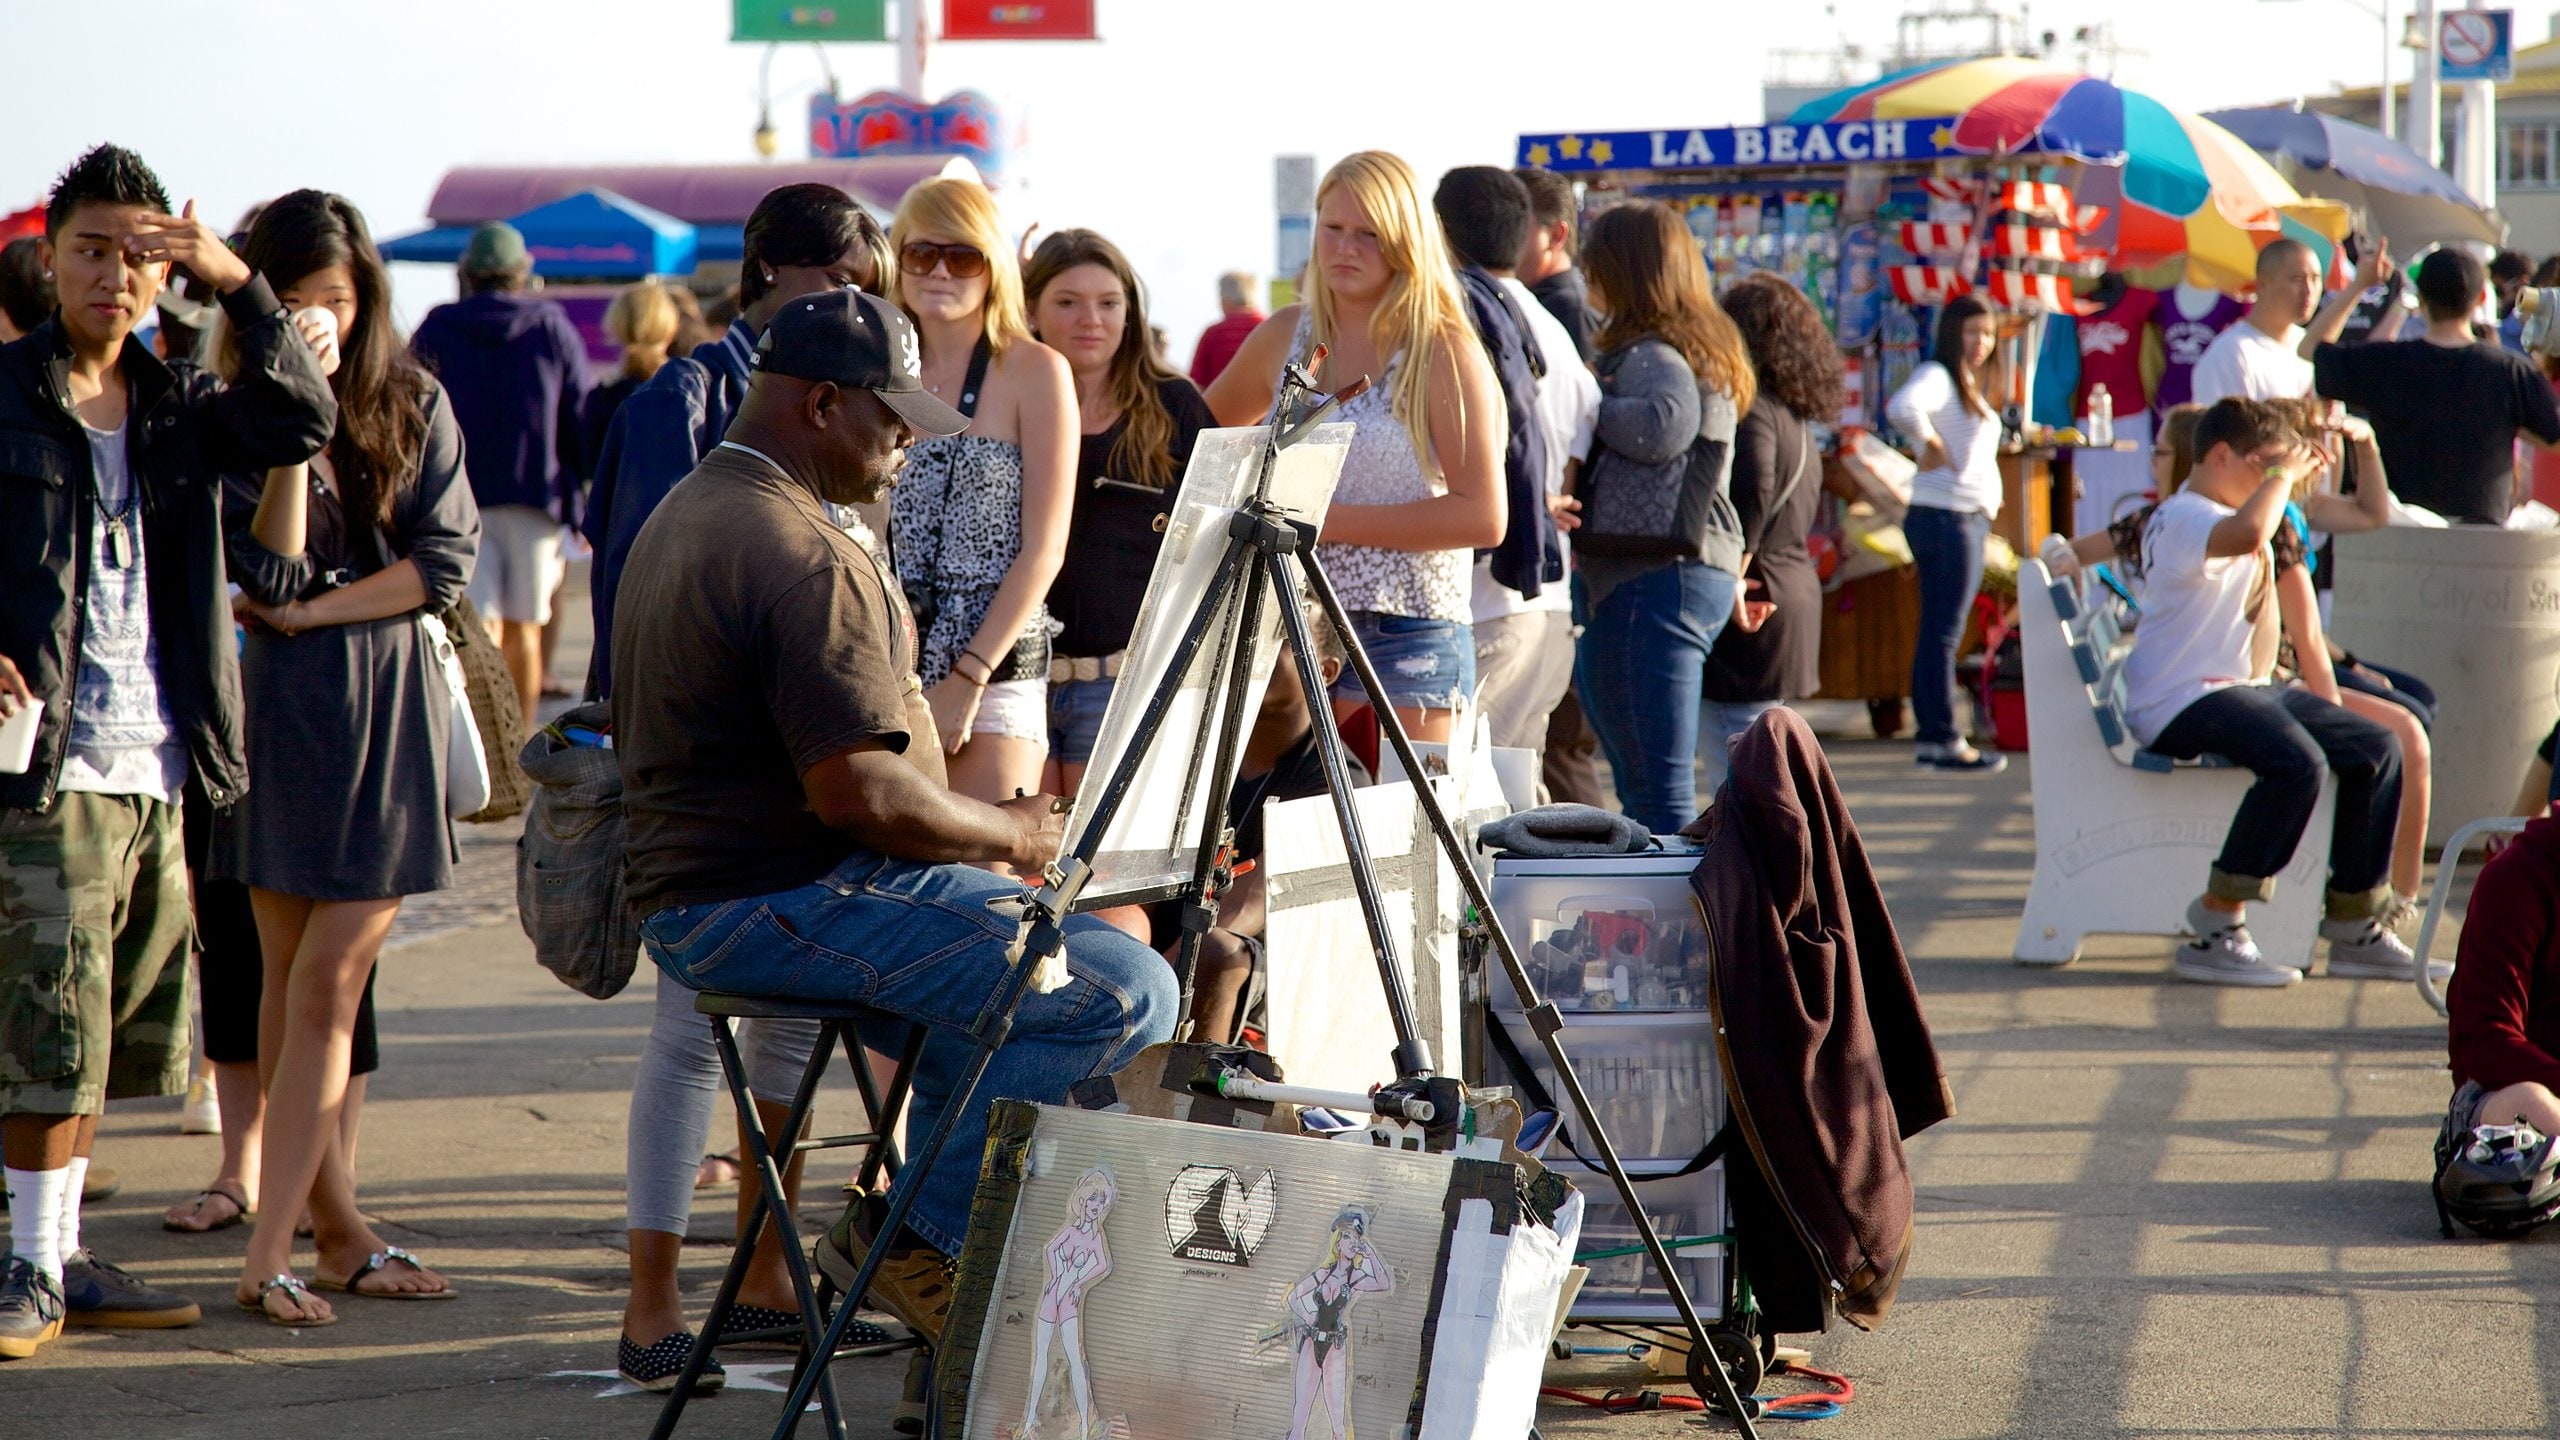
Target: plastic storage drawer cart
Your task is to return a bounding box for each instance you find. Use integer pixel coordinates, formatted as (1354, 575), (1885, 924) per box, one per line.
(1484, 848), (1731, 1324)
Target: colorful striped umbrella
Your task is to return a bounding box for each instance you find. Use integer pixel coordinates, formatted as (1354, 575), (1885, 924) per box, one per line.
(1791, 58), (2348, 292)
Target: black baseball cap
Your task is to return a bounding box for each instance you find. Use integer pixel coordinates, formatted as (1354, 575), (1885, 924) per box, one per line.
(754, 288), (969, 437)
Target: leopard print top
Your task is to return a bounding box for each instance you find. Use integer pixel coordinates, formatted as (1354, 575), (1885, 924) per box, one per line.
(889, 433), (1051, 685)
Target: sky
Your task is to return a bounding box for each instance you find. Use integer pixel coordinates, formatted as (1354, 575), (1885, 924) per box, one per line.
(0, 0), (2483, 348)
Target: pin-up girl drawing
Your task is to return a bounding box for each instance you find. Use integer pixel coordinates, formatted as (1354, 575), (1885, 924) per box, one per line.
(1021, 1167), (1116, 1439)
(1281, 1206), (1394, 1440)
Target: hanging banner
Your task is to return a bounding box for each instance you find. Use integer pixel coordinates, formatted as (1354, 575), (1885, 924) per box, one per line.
(1896, 222), (1969, 255)
(1516, 117), (1961, 173)
(808, 88), (1007, 176)
(733, 0), (887, 42)
(1887, 265), (1971, 305)
(942, 0), (1097, 39)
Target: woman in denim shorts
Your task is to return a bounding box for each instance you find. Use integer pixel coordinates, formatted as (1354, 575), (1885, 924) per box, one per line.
(1025, 229), (1217, 791)
(1203, 152), (1507, 740)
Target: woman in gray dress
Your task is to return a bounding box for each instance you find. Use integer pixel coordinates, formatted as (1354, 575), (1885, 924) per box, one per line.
(213, 191), (477, 1326)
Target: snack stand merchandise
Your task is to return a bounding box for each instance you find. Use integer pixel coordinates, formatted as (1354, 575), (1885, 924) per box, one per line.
(1515, 117), (2093, 721)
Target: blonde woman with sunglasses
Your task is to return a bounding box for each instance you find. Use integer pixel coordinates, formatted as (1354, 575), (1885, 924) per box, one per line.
(888, 178), (1076, 804)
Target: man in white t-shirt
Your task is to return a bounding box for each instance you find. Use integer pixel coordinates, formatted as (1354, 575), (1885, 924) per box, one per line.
(2122, 397), (2416, 986)
(1436, 167), (1600, 761)
(2187, 240), (2322, 406)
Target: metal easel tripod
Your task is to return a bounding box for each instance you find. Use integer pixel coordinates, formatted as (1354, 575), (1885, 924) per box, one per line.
(747, 363), (1763, 1437)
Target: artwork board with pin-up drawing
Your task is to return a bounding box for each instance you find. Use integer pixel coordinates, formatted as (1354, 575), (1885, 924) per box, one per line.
(937, 1098), (1584, 1440)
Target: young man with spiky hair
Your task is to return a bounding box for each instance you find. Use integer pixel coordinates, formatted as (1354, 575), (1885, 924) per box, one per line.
(0, 144), (335, 1356)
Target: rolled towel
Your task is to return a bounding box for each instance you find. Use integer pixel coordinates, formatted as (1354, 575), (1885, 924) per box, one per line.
(1476, 804), (1653, 858)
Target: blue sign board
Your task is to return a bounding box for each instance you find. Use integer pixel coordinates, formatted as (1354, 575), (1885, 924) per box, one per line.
(2439, 9), (2514, 83)
(1516, 118), (1962, 173)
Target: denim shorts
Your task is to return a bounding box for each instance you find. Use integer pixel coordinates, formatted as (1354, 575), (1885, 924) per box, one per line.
(1048, 675), (1117, 765)
(1328, 611), (1476, 712)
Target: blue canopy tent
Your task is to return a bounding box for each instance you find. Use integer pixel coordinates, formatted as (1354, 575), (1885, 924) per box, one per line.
(379, 189), (699, 276)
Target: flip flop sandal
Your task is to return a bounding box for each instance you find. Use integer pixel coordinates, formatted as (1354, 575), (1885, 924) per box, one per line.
(310, 1245), (457, 1300)
(163, 1182), (253, 1233)
(695, 1152), (742, 1189)
(238, 1274), (338, 1328)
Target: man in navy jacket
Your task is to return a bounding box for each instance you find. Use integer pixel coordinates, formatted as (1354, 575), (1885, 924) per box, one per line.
(412, 222), (593, 722)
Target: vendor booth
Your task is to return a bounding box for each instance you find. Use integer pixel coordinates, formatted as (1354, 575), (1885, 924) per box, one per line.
(1519, 57), (2349, 729)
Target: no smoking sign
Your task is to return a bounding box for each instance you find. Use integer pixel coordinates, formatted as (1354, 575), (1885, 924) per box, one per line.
(2440, 9), (2514, 82)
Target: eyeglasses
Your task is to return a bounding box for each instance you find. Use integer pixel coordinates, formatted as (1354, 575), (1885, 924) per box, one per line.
(900, 241), (988, 279)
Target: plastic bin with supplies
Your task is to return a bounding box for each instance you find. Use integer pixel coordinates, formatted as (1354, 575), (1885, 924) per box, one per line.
(1488, 848), (1709, 1013)
(1489, 1012), (1722, 1169)
(1561, 1163), (1727, 1323)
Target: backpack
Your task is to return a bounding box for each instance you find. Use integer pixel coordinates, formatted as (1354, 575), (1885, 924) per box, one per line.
(515, 702), (640, 999)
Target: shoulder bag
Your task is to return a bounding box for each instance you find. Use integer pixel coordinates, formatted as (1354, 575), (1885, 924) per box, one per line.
(376, 520), (529, 823)
(1576, 347), (1742, 560)
(418, 610), (493, 819)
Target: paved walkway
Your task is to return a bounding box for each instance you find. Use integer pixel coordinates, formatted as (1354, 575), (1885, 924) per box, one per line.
(10, 572), (2544, 1437)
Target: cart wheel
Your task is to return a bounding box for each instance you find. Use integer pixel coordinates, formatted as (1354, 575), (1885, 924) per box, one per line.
(1867, 698), (1905, 738)
(1689, 1325), (1767, 1411)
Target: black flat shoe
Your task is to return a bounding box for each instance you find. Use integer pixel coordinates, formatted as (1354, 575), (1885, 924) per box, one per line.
(713, 1301), (902, 1350)
(618, 1330), (726, 1393)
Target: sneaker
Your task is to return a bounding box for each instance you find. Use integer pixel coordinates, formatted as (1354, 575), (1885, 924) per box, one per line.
(616, 1330), (726, 1393)
(2320, 918), (2438, 981)
(1914, 741), (2007, 773)
(814, 1199), (954, 1345)
(2174, 907), (2302, 987)
(2378, 893), (2422, 938)
(181, 1074), (222, 1135)
(0, 1256), (66, 1359)
(61, 1250), (201, 1329)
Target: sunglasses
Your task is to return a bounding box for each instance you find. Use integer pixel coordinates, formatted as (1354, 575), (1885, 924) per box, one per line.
(900, 241), (988, 279)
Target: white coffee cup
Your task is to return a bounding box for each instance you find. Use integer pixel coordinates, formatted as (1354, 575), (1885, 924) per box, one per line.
(293, 305), (341, 377)
(0, 699), (43, 776)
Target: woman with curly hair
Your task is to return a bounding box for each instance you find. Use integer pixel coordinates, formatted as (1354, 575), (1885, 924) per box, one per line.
(1701, 272), (1842, 790)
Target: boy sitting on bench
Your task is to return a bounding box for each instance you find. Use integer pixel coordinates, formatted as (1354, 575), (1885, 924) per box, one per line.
(2116, 398), (2417, 987)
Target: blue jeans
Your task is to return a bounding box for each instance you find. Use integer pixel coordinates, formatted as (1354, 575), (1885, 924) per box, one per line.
(1905, 504), (1990, 747)
(639, 853), (1178, 1254)
(1574, 562), (1738, 834)
(1698, 698), (1783, 797)
(2148, 683), (2400, 907)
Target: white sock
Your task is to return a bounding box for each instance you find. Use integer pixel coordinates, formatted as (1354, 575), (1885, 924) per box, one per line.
(4, 1166), (68, 1281)
(58, 1156), (88, 1262)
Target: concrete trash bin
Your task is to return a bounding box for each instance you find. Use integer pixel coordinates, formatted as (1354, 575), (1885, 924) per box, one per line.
(2327, 525), (2560, 845)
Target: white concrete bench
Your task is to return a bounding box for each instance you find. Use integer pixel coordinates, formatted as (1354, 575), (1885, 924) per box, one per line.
(2014, 557), (2333, 969)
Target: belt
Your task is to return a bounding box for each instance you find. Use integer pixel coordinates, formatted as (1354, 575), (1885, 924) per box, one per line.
(1050, 652), (1127, 684)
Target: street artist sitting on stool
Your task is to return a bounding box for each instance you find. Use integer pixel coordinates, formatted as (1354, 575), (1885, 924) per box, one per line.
(610, 289), (1177, 1345)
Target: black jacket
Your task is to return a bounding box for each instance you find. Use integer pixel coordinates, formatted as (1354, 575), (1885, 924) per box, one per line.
(0, 277), (338, 812)
(1454, 265), (1558, 601)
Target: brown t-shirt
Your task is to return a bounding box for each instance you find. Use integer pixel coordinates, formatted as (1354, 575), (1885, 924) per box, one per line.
(613, 446), (925, 914)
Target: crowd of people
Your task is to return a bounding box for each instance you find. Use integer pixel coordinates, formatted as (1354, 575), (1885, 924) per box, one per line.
(4, 131), (2557, 1397)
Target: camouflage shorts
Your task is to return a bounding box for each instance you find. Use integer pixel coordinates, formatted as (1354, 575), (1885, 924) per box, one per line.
(0, 793), (193, 1116)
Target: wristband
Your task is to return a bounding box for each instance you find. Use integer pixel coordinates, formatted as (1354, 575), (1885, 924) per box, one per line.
(958, 649), (996, 686)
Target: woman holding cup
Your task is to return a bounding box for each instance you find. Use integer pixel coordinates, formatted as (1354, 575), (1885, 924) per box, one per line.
(211, 190), (479, 1325)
